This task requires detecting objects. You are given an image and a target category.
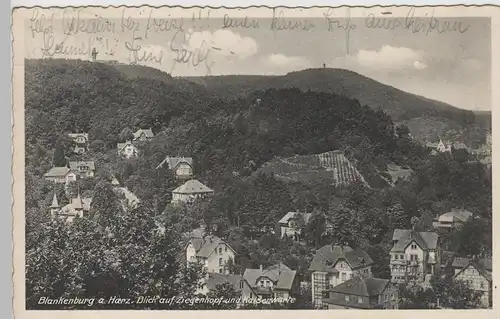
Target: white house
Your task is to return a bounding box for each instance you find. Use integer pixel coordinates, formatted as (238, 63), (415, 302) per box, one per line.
(156, 156), (194, 179)
(68, 161), (95, 178)
(44, 167), (77, 184)
(433, 208), (473, 230)
(389, 229), (440, 284)
(452, 257), (492, 308)
(308, 245), (374, 308)
(278, 211), (311, 240)
(436, 139), (452, 153)
(50, 193), (92, 222)
(133, 128), (154, 142)
(185, 234), (236, 274)
(171, 179), (214, 203)
(117, 141), (139, 159)
(68, 133), (89, 154)
(243, 263), (298, 299)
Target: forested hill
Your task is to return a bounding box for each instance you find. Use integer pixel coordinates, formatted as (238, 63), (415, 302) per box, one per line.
(185, 69), (491, 146)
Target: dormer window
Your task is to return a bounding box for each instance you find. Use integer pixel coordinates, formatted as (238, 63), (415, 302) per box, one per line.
(410, 243), (417, 250)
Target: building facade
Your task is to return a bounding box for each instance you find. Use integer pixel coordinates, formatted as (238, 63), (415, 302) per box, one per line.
(156, 156), (194, 179)
(117, 141), (139, 159)
(243, 263), (298, 299)
(452, 257), (492, 308)
(309, 245), (374, 308)
(44, 167), (77, 184)
(390, 229), (440, 284)
(172, 179), (214, 203)
(278, 211), (311, 241)
(68, 133), (89, 154)
(185, 235), (236, 274)
(68, 161), (95, 178)
(133, 128), (154, 142)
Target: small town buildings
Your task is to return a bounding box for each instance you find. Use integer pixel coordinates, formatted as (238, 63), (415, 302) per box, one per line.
(278, 211), (311, 241)
(309, 245), (374, 308)
(322, 277), (398, 309)
(198, 273), (257, 307)
(133, 128), (154, 142)
(433, 208), (473, 230)
(243, 263), (298, 299)
(389, 229), (440, 284)
(171, 179), (214, 203)
(50, 193), (92, 222)
(68, 161), (95, 178)
(452, 257), (492, 308)
(427, 139), (452, 154)
(156, 156), (194, 179)
(44, 167), (77, 184)
(185, 234), (236, 274)
(68, 133), (89, 154)
(117, 141), (139, 159)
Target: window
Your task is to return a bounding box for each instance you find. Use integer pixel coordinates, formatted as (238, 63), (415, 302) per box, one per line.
(341, 273), (346, 281)
(394, 254), (398, 260)
(260, 281), (264, 287)
(219, 268), (222, 273)
(391, 293), (395, 301)
(400, 254), (404, 259)
(480, 282), (485, 289)
(219, 258), (223, 266)
(357, 297), (363, 304)
(225, 246), (228, 252)
(219, 247), (222, 254)
(411, 244), (417, 249)
(240, 281), (244, 289)
(385, 294), (388, 301)
(345, 296), (350, 302)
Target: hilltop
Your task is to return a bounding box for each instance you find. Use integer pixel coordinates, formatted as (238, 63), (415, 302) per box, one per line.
(185, 68), (491, 146)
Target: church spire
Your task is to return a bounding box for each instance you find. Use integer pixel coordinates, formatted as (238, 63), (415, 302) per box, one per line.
(50, 191), (59, 208)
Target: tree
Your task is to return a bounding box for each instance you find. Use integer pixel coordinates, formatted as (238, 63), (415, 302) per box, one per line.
(430, 276), (483, 309)
(53, 140), (66, 167)
(205, 282), (241, 309)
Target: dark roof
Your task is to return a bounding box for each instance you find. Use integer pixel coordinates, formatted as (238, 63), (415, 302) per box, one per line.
(186, 235), (236, 258)
(172, 179), (214, 194)
(205, 273), (251, 293)
(391, 229), (438, 252)
(454, 257), (492, 282)
(278, 212), (312, 225)
(243, 264), (297, 291)
(157, 156), (194, 170)
(44, 167), (71, 177)
(329, 277), (390, 297)
(308, 245), (374, 272)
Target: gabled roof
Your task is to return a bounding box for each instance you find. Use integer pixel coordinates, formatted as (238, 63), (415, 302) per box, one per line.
(69, 161), (96, 171)
(438, 209), (472, 223)
(117, 141), (138, 152)
(454, 258), (492, 282)
(133, 128), (154, 139)
(329, 277), (390, 297)
(205, 273), (254, 293)
(187, 235), (235, 258)
(278, 211), (312, 225)
(172, 179), (214, 194)
(390, 229), (438, 252)
(243, 264), (297, 291)
(50, 192), (59, 208)
(44, 167), (72, 178)
(157, 156), (194, 170)
(61, 196), (92, 216)
(308, 245), (374, 272)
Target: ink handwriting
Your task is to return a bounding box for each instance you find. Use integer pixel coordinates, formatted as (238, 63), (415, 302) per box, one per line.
(169, 29), (214, 76)
(223, 14), (260, 29)
(323, 8), (356, 54)
(404, 7), (470, 35)
(270, 9), (315, 31)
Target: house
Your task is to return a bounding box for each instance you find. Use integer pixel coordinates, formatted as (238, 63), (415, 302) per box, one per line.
(243, 263), (298, 299)
(68, 133), (89, 154)
(433, 208), (473, 230)
(156, 156), (194, 179)
(389, 229), (440, 284)
(171, 179), (214, 203)
(43, 167), (77, 184)
(436, 139), (452, 153)
(50, 193), (92, 222)
(452, 257), (492, 308)
(198, 273), (257, 307)
(68, 161), (95, 178)
(185, 234), (236, 274)
(133, 128), (154, 142)
(322, 277), (398, 309)
(113, 186), (140, 209)
(117, 141), (139, 159)
(278, 211), (311, 241)
(309, 245), (374, 308)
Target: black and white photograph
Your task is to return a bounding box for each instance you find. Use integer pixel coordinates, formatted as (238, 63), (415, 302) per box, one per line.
(14, 5), (494, 312)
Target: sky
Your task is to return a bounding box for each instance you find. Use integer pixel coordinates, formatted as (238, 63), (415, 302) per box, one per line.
(24, 7), (491, 111)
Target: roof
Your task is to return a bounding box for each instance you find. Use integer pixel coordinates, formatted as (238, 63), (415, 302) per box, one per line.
(438, 209), (472, 223)
(172, 179), (214, 194)
(278, 211), (312, 225)
(133, 128), (154, 139)
(455, 258), (492, 282)
(329, 277), (390, 297)
(243, 264), (297, 291)
(157, 156), (193, 170)
(44, 167), (71, 177)
(69, 161), (96, 171)
(390, 229), (438, 252)
(68, 133), (88, 141)
(50, 193), (59, 208)
(308, 245), (374, 272)
(61, 196), (92, 216)
(205, 273), (250, 292)
(117, 141), (137, 152)
(187, 235), (235, 258)
(452, 257), (470, 269)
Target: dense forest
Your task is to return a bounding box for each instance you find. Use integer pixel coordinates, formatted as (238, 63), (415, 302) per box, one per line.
(25, 59), (492, 309)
